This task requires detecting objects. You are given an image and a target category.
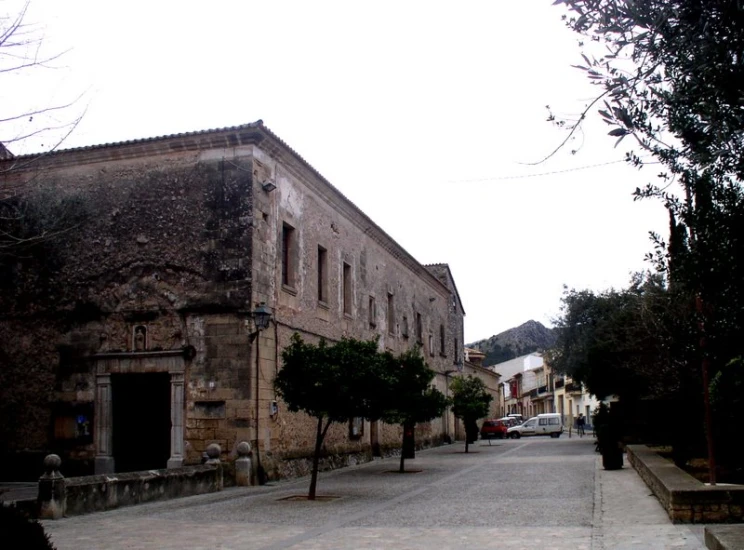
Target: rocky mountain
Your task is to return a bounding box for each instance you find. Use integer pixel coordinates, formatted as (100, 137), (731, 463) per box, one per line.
(467, 320), (556, 367)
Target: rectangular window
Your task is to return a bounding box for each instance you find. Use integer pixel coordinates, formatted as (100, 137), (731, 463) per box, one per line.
(387, 293), (395, 335)
(281, 223), (296, 288)
(342, 262), (352, 316)
(368, 296), (377, 328)
(317, 246), (327, 303)
(415, 312), (423, 343)
(439, 325), (446, 356)
(401, 316), (409, 338)
(428, 333), (434, 356)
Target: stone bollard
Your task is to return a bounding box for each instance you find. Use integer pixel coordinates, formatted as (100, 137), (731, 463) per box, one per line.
(38, 454), (66, 520)
(205, 443), (223, 490)
(205, 443), (221, 464)
(235, 441), (253, 486)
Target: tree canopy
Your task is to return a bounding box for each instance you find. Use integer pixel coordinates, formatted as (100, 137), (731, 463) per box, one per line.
(379, 347), (449, 472)
(549, 275), (698, 401)
(275, 334), (389, 499)
(449, 376), (492, 453)
(551, 0), (744, 479)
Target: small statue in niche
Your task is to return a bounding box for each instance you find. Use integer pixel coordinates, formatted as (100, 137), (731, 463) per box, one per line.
(169, 328), (183, 350)
(98, 332), (110, 352)
(133, 325), (147, 351)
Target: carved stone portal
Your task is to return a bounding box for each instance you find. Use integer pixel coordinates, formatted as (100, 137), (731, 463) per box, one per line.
(93, 350), (186, 474)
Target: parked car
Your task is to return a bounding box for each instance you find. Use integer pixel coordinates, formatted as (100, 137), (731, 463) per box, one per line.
(480, 419), (509, 439)
(499, 416), (520, 428)
(506, 413), (525, 424)
(507, 413), (564, 439)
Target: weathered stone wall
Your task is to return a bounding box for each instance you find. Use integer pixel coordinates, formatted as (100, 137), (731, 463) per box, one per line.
(62, 465), (223, 517)
(0, 124), (481, 483)
(248, 142), (472, 476)
(0, 144), (255, 471)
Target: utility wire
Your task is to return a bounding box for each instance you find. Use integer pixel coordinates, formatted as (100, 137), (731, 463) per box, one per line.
(448, 156), (655, 184)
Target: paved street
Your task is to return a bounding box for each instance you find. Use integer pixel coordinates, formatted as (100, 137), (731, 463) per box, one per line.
(44, 437), (708, 549)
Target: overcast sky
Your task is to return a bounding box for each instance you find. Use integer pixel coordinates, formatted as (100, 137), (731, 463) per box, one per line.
(4, 0), (668, 343)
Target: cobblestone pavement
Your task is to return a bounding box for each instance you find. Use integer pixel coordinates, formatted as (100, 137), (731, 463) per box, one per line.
(43, 438), (708, 550)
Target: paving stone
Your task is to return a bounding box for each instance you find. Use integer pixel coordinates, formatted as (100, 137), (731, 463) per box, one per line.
(42, 439), (709, 550)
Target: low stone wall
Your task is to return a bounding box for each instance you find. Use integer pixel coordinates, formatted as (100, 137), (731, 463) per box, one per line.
(62, 465), (222, 517)
(38, 445), (229, 519)
(626, 445), (744, 523)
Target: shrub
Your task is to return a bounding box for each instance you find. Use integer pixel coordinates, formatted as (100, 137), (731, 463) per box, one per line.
(0, 504), (56, 550)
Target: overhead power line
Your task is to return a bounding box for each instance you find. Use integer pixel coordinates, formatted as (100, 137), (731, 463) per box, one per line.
(448, 156), (653, 184)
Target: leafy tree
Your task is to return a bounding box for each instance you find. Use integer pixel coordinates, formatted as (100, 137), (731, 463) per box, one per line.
(275, 334), (388, 500)
(549, 276), (686, 400)
(551, 0), (744, 367)
(449, 375), (493, 453)
(379, 347), (449, 473)
(552, 0), (744, 481)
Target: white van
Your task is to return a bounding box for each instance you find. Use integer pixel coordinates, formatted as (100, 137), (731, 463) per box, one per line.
(506, 413), (563, 439)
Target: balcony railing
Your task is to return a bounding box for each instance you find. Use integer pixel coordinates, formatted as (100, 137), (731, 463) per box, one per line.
(555, 378), (565, 389)
(565, 382), (582, 393)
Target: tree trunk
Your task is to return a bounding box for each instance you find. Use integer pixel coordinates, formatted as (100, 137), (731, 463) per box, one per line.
(399, 431), (406, 473)
(308, 417), (325, 500)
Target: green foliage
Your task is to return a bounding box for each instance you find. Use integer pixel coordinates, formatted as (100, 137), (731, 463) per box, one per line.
(555, 0), (744, 181)
(276, 334), (389, 423)
(378, 347), (449, 472)
(379, 347), (449, 426)
(275, 334), (389, 498)
(450, 376), (492, 421)
(450, 376), (492, 451)
(276, 335), (449, 492)
(549, 276), (695, 400)
(552, 0), (744, 476)
(554, 0), (744, 372)
(710, 358), (744, 481)
(0, 505), (56, 549)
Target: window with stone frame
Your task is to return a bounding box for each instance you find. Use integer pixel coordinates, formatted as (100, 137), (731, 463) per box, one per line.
(317, 245), (328, 304)
(281, 222), (297, 290)
(368, 295), (377, 328)
(387, 292), (395, 335)
(428, 333), (435, 356)
(401, 315), (409, 338)
(342, 262), (352, 316)
(415, 312), (423, 344)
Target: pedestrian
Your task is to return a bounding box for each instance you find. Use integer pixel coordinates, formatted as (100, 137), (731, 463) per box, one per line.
(577, 413), (586, 437)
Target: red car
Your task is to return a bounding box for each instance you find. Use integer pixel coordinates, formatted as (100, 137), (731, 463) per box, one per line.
(480, 419), (509, 439)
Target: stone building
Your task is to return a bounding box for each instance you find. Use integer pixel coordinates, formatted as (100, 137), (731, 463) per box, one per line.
(0, 121), (487, 480)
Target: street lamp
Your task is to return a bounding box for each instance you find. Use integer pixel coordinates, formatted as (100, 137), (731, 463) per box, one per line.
(252, 302), (272, 332)
(251, 302), (272, 485)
